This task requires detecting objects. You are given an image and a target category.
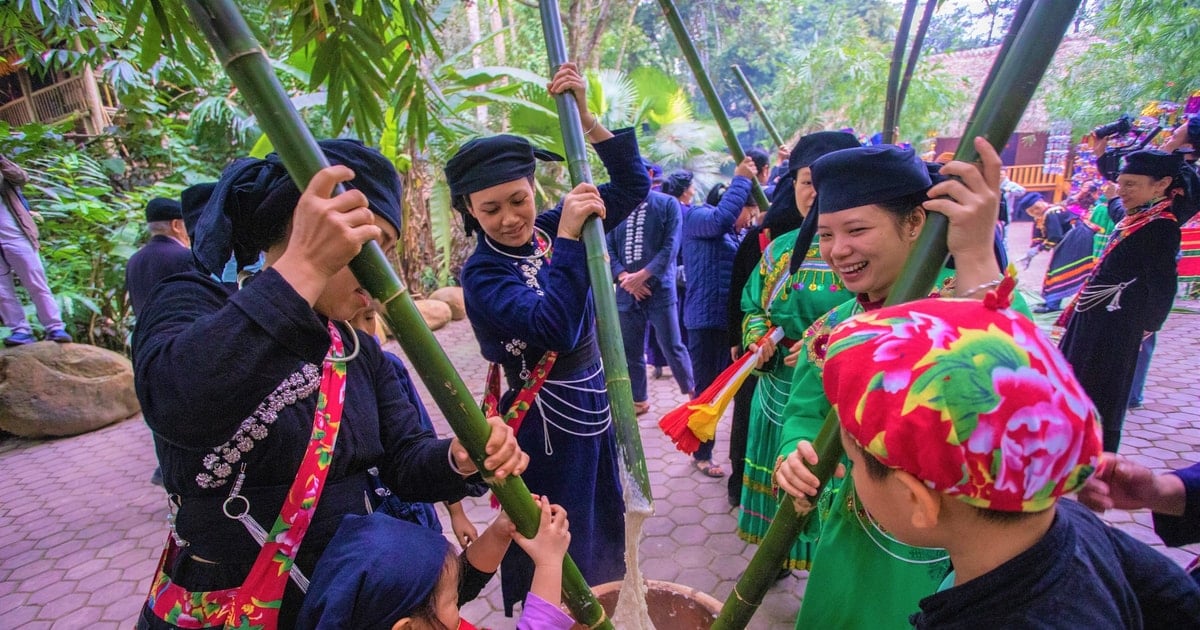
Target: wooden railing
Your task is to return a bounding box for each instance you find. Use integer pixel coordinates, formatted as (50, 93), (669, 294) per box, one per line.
(0, 97), (35, 127)
(0, 75), (90, 128)
(1007, 163), (1069, 202)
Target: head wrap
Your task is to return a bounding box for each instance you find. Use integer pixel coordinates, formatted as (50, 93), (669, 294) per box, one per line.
(641, 158), (664, 184)
(746, 147), (770, 175)
(188, 139), (403, 277)
(444, 134), (563, 200)
(296, 513), (451, 630)
(790, 145), (931, 273)
(705, 182), (728, 207)
(824, 282), (1102, 512)
(661, 170), (694, 199)
(787, 131), (861, 176)
(1016, 191), (1045, 216)
(180, 182), (216, 243)
(145, 197), (183, 223)
(1121, 149), (1183, 179)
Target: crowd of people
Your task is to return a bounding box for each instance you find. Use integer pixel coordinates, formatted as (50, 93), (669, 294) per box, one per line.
(3, 59), (1184, 629)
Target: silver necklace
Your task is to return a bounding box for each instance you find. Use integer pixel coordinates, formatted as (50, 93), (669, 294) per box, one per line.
(483, 227), (552, 261)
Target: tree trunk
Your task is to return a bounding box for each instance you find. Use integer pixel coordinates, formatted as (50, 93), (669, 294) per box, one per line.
(465, 0), (486, 126)
(401, 139), (436, 295)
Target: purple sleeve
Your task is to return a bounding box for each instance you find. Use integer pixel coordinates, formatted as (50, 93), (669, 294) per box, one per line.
(1153, 462), (1200, 547)
(516, 593), (575, 630)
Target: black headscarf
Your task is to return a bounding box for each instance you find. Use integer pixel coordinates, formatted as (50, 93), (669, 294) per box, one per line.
(443, 134), (563, 236)
(187, 139), (403, 277)
(661, 170), (694, 199)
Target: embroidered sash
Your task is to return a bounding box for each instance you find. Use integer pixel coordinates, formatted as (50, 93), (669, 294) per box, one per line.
(143, 322), (351, 629)
(1056, 198), (1175, 328)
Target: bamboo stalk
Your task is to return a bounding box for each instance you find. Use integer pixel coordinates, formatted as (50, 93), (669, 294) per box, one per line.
(181, 1), (607, 626)
(656, 0), (769, 214)
(883, 0), (919, 145)
(712, 2), (1081, 627)
(537, 0), (653, 513)
(730, 64), (784, 149)
(895, 0), (938, 120)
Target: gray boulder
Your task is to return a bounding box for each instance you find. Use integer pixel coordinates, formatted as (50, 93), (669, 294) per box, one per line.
(0, 342), (139, 438)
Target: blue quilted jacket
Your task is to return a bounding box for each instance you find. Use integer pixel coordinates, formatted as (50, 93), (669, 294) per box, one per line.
(681, 176), (752, 330)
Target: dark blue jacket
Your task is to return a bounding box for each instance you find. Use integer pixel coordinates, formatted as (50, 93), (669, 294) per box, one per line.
(681, 176), (751, 330)
(1154, 462), (1200, 549)
(125, 234), (194, 317)
(913, 499), (1200, 629)
(607, 190), (681, 310)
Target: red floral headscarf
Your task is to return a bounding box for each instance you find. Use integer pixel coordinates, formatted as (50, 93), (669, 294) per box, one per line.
(823, 283), (1102, 512)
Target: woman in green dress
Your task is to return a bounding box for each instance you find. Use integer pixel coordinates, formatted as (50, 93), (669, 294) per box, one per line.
(774, 138), (1027, 629)
(735, 131), (859, 570)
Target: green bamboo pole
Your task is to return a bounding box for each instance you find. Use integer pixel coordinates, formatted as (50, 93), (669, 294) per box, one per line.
(181, 2), (609, 626)
(712, 2), (1081, 627)
(536, 0), (653, 515)
(657, 0), (769, 214)
(730, 64), (784, 149)
(883, 0), (919, 145)
(895, 0), (939, 120)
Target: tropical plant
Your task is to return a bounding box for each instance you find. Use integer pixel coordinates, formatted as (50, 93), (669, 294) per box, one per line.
(1045, 0), (1200, 135)
(0, 121), (179, 352)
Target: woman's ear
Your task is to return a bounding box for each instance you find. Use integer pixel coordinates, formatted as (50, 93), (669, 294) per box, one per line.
(893, 470), (941, 530)
(391, 618), (412, 630)
(908, 206), (928, 238)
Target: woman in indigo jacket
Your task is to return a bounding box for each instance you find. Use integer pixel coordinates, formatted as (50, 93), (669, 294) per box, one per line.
(134, 140), (524, 630)
(445, 63), (650, 615)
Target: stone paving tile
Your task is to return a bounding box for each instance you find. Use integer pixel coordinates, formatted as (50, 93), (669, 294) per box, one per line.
(1, 224), (1198, 628)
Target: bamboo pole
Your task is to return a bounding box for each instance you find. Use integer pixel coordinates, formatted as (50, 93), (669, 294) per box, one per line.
(730, 64), (784, 149)
(895, 0), (939, 120)
(712, 2), (1081, 627)
(656, 0), (769, 214)
(883, 0), (919, 145)
(180, 1), (609, 626)
(536, 0), (653, 513)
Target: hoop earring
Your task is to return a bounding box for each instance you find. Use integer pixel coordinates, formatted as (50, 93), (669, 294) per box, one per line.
(325, 320), (362, 363)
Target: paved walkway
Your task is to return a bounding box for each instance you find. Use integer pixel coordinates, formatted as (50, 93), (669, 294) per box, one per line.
(2, 223), (1198, 629)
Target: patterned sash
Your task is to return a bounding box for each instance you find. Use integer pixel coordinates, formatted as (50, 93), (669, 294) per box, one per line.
(143, 322), (351, 629)
(1056, 197), (1175, 329)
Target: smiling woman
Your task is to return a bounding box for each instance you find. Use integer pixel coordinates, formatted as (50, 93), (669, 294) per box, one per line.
(771, 139), (1023, 630)
(443, 62), (651, 616)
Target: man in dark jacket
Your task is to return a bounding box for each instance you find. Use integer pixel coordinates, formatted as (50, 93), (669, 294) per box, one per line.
(608, 162), (694, 414)
(126, 197), (194, 317)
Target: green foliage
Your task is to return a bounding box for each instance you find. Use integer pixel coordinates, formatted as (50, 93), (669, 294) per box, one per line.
(1046, 0), (1200, 135)
(765, 14), (966, 144)
(1, 122), (178, 352)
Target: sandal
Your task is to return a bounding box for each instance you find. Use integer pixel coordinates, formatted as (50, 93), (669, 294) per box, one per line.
(633, 401), (650, 416)
(694, 459), (726, 478)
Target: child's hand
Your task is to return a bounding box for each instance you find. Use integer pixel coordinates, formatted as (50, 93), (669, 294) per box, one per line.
(449, 505), (479, 547)
(776, 440), (842, 513)
(513, 495), (571, 568)
(558, 183), (605, 240)
(782, 339), (804, 367)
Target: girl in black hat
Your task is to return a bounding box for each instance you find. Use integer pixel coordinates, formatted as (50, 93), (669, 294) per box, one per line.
(1059, 149), (1192, 452)
(444, 63), (650, 615)
(773, 138), (1023, 629)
